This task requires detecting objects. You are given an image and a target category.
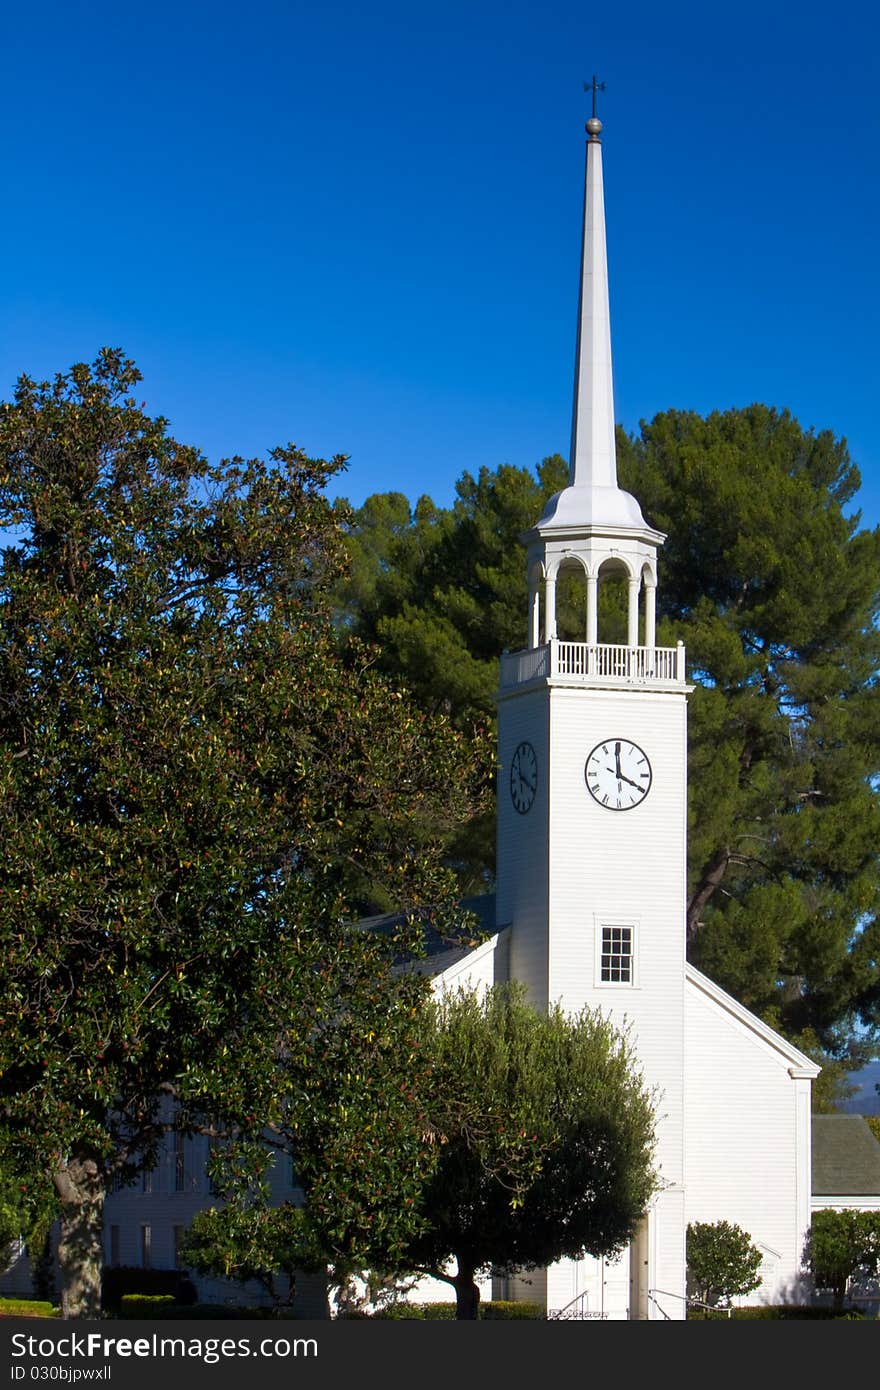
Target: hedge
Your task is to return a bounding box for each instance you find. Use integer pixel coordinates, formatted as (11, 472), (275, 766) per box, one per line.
(119, 1295), (176, 1317)
(102, 1267), (197, 1311)
(688, 1305), (867, 1320)
(345, 1301), (546, 1320)
(0, 1297), (58, 1319)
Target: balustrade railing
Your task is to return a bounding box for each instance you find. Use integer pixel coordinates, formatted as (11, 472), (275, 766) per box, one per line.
(499, 641), (685, 689)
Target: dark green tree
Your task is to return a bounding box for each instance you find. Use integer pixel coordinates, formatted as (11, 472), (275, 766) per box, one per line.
(806, 1208), (880, 1311)
(335, 407), (880, 1077)
(0, 351), (488, 1318)
(334, 458), (567, 891)
(388, 984), (657, 1320)
(618, 407), (880, 1075)
(686, 1219), (763, 1311)
(180, 930), (478, 1310)
(334, 459), (568, 725)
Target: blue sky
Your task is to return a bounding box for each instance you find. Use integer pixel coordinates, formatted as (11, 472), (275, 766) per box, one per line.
(2, 1), (879, 527)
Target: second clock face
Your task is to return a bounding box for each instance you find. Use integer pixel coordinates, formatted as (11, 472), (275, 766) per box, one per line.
(510, 741), (537, 814)
(585, 738), (652, 811)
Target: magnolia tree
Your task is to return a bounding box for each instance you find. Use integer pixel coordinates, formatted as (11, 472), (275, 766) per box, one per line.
(0, 351), (489, 1317)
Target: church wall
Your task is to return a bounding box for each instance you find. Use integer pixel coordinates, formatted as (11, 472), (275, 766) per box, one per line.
(684, 981), (812, 1304)
(494, 677), (690, 1317)
(502, 1266), (547, 1308)
(496, 686), (550, 1006)
(0, 1242), (39, 1298)
(648, 1187), (687, 1319)
(101, 1131), (332, 1314)
(433, 935), (504, 997)
(545, 684), (688, 1194)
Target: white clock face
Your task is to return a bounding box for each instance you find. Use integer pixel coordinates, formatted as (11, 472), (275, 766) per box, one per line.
(585, 739), (652, 811)
(510, 741), (537, 815)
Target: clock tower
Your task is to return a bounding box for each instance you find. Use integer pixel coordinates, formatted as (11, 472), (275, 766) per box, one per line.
(496, 102), (690, 1319)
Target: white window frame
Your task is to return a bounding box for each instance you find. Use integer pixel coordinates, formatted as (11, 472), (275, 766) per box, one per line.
(594, 916), (638, 988)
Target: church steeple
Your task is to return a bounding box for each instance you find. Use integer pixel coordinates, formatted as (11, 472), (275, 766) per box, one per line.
(533, 86), (658, 537)
(569, 88), (617, 492)
(519, 89), (670, 656)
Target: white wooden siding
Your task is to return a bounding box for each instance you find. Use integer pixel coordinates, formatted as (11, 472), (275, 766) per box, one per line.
(684, 972), (815, 1304)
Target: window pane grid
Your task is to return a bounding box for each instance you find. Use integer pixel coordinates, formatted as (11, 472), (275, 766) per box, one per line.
(601, 926), (633, 983)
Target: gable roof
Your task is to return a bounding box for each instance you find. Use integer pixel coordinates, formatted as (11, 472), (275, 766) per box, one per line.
(812, 1115), (880, 1196)
(685, 963), (821, 1078)
(360, 893), (499, 979)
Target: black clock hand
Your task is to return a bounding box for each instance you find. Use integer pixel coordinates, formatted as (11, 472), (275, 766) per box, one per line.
(618, 772), (643, 791)
(614, 741), (622, 778)
(606, 765), (642, 791)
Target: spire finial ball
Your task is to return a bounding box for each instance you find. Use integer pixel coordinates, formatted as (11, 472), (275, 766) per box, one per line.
(586, 116), (602, 137)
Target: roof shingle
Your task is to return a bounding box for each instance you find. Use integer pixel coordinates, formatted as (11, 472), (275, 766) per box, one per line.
(812, 1115), (880, 1196)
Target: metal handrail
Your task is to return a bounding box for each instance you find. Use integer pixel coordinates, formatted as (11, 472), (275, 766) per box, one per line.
(548, 1291), (588, 1320)
(548, 1290), (610, 1320)
(646, 1291), (672, 1320)
(651, 1287), (732, 1318)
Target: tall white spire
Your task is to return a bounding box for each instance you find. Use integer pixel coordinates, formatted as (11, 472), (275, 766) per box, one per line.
(522, 89), (665, 650)
(569, 115), (617, 490)
(533, 90), (656, 537)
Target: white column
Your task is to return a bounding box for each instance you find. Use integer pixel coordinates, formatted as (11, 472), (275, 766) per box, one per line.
(529, 582), (541, 648)
(627, 577), (640, 647)
(544, 575), (557, 641)
(644, 582), (656, 650)
(586, 574), (598, 646)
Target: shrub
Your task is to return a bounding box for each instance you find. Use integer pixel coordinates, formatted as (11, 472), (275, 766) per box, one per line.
(0, 1297), (57, 1319)
(119, 1295), (176, 1317)
(687, 1304), (865, 1320)
(480, 1301), (545, 1319)
(686, 1221), (763, 1310)
(369, 1302), (456, 1319)
(112, 1301), (250, 1320)
(102, 1267), (196, 1312)
(806, 1209), (880, 1312)
(344, 1300), (545, 1320)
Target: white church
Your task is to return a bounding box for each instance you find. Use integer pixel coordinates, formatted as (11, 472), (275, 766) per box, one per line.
(4, 106), (839, 1319)
(407, 101), (821, 1320)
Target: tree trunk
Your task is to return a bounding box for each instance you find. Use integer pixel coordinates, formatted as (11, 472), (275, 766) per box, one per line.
(452, 1262), (480, 1320)
(686, 846), (731, 943)
(54, 1155), (105, 1319)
